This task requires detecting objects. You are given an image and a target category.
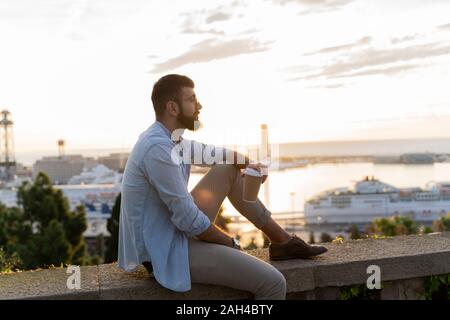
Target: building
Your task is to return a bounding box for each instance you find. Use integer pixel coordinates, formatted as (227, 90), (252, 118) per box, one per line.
(97, 153), (129, 172)
(33, 155), (96, 184)
(15, 162), (33, 177)
(68, 164), (122, 185)
(400, 153), (434, 164)
(373, 155), (402, 164)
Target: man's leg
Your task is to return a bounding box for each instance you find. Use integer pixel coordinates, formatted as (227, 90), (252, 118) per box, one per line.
(191, 164), (328, 260)
(188, 238), (286, 299)
(190, 164), (290, 243)
(189, 164), (286, 299)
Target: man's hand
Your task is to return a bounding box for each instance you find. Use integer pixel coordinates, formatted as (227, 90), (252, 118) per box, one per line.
(196, 224), (236, 248)
(246, 163), (268, 184)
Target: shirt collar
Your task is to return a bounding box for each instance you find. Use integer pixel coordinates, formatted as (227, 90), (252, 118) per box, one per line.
(155, 120), (172, 139)
(155, 121), (184, 144)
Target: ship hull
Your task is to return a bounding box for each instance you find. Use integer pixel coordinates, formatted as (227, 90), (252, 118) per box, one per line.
(305, 196), (450, 224)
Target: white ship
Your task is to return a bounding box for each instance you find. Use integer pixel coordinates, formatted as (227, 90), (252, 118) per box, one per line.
(67, 164), (122, 185)
(304, 176), (450, 224)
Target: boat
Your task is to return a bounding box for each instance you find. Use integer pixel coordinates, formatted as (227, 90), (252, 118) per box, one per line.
(304, 176), (450, 224)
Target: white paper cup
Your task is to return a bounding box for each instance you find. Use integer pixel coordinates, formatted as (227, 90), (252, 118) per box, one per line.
(243, 167), (263, 203)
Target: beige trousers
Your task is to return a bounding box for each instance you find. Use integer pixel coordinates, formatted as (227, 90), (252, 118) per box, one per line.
(189, 164), (287, 300)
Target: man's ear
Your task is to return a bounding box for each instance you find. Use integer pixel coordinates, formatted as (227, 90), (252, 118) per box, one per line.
(166, 101), (179, 116)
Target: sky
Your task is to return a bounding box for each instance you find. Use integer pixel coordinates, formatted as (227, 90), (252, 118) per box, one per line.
(1, 0), (450, 160)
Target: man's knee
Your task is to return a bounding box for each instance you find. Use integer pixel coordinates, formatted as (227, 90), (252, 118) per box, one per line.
(270, 270), (287, 299)
(210, 164), (239, 181)
(212, 164), (238, 173)
(258, 269), (287, 300)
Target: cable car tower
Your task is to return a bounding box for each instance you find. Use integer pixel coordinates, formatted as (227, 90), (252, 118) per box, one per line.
(0, 110), (16, 181)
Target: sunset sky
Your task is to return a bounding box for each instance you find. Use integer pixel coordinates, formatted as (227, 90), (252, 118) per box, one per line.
(1, 0), (450, 157)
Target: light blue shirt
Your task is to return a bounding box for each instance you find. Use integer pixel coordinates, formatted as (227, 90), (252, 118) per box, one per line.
(118, 121), (213, 292)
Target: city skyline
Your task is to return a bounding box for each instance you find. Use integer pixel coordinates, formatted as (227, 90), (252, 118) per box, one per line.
(1, 0), (450, 154)
(13, 136), (450, 167)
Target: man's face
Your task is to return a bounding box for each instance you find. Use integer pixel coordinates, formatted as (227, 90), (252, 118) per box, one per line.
(176, 87), (202, 131)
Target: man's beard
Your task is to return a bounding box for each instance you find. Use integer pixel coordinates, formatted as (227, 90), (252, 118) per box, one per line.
(177, 109), (201, 131)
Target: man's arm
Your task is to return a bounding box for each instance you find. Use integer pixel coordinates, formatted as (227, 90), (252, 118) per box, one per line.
(230, 150), (250, 170)
(196, 224), (235, 248)
(187, 140), (251, 169)
(143, 143), (237, 248)
(143, 143), (211, 237)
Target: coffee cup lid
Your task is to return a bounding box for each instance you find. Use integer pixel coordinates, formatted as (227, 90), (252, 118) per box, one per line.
(244, 167), (262, 177)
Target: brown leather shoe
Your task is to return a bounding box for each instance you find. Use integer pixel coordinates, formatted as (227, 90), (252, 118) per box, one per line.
(269, 234), (328, 260)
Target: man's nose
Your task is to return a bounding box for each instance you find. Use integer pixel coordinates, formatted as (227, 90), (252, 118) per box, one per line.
(197, 102), (202, 110)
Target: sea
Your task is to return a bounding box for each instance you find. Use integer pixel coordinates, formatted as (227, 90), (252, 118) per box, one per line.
(188, 162), (450, 246)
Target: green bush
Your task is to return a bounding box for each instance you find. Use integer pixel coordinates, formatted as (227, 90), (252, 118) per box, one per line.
(369, 216), (418, 237)
(320, 232), (333, 243)
(0, 247), (22, 272)
(423, 274), (450, 300)
(340, 284), (382, 300)
(349, 224), (361, 240)
(433, 213), (450, 232)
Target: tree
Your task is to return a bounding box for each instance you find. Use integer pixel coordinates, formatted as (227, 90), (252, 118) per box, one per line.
(30, 220), (71, 267)
(104, 193), (121, 263)
(349, 224), (361, 240)
(3, 172), (89, 269)
(0, 247), (22, 272)
(0, 205), (32, 252)
(320, 232), (333, 243)
(96, 233), (105, 262)
(433, 213), (450, 232)
(309, 231), (315, 244)
(423, 226), (434, 234)
(369, 216), (418, 237)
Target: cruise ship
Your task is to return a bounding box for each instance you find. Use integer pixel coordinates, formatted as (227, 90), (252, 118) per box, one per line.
(304, 176), (450, 224)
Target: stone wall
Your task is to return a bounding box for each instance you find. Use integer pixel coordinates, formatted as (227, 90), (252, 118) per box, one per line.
(1, 232), (449, 300)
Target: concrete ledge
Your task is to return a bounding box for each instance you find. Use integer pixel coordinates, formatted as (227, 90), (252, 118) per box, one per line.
(1, 232), (449, 300)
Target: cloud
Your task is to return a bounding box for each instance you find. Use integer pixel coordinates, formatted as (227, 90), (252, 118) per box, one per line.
(150, 38), (273, 73)
(324, 64), (419, 79)
(303, 36), (371, 56)
(179, 4), (241, 36)
(390, 34), (420, 45)
(288, 42), (450, 81)
(238, 28), (261, 35)
(307, 83), (346, 89)
(271, 0), (354, 15)
(205, 12), (232, 24)
(180, 14), (226, 35)
(181, 25), (225, 36)
(437, 23), (450, 30)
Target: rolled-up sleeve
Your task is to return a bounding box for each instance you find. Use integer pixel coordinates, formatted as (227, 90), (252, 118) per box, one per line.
(142, 143), (211, 237)
(186, 139), (233, 167)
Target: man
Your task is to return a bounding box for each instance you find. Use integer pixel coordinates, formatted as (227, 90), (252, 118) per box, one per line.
(118, 74), (327, 300)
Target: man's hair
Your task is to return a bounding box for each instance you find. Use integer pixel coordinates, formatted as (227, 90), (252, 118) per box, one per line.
(151, 74), (195, 117)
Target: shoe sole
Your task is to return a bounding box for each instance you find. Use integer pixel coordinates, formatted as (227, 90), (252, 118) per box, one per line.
(269, 250), (328, 261)
(270, 254), (322, 261)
